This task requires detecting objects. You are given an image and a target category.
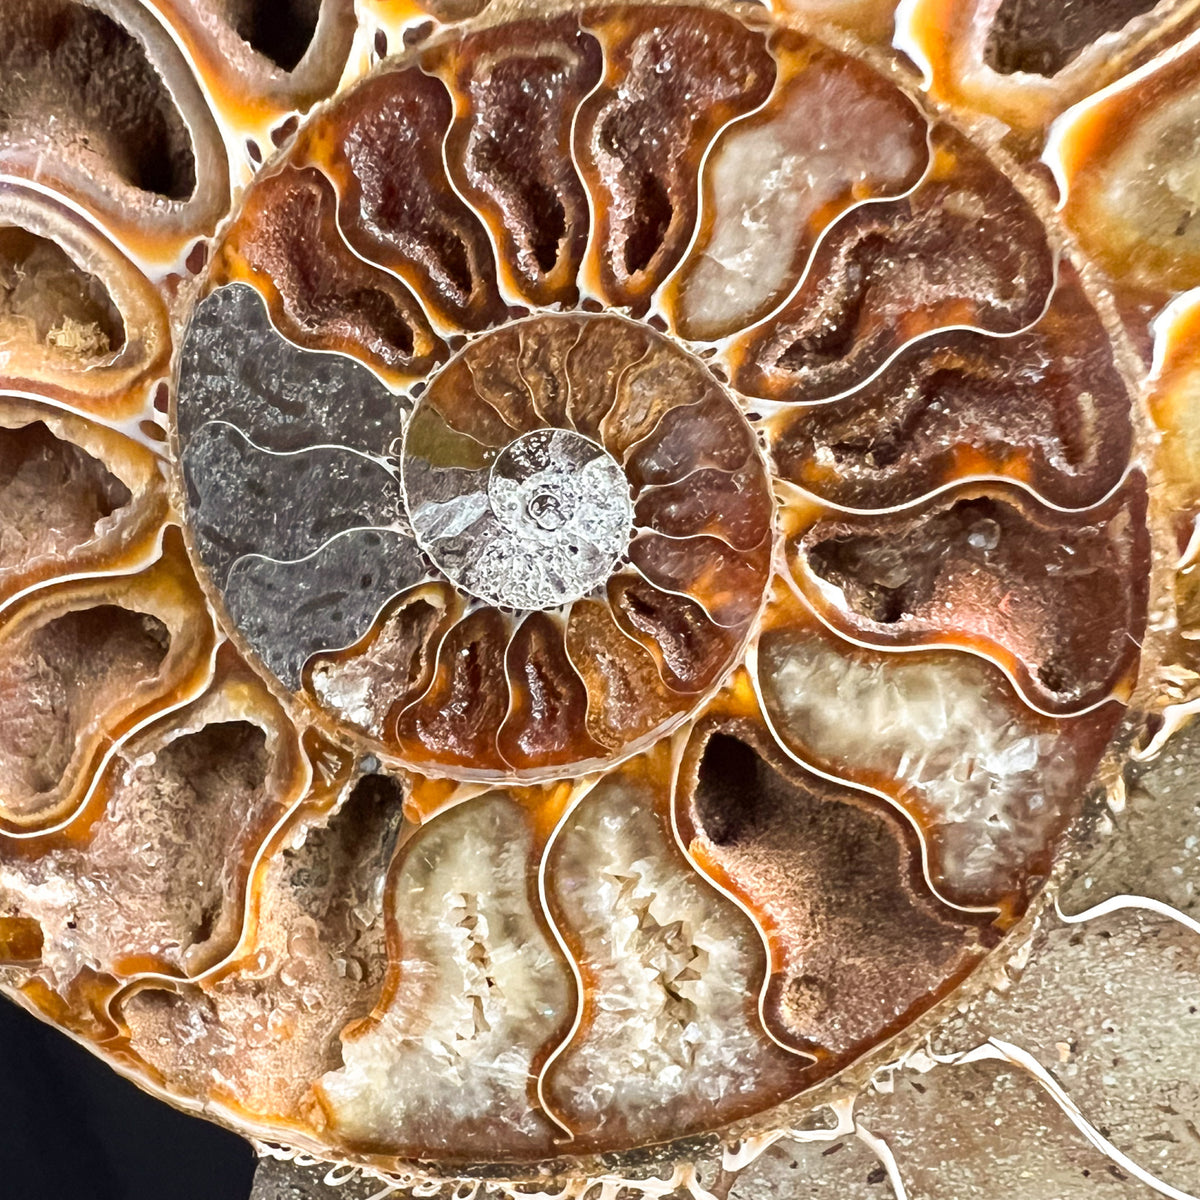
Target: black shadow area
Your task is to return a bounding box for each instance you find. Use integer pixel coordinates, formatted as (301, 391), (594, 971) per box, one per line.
(0, 995), (255, 1199)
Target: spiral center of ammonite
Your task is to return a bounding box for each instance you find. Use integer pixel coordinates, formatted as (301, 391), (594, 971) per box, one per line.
(176, 292), (774, 777)
(398, 311), (758, 623)
(412, 425), (633, 611)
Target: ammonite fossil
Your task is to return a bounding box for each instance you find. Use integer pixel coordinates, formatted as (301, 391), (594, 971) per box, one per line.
(1, 0), (1199, 1195)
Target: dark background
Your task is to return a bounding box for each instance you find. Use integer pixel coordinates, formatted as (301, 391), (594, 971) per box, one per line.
(0, 995), (256, 1199)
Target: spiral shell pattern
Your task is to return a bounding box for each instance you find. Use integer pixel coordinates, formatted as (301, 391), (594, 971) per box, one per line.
(0, 0), (1161, 1180)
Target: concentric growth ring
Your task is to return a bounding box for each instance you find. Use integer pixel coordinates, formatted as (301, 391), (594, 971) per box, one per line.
(176, 304), (775, 777)
(100, 0), (1149, 1167)
(0, 0), (1192, 1189)
(416, 425), (632, 612)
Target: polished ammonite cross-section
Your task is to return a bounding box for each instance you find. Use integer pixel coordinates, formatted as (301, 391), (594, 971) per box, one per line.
(177, 298), (775, 778)
(0, 0), (1165, 1183)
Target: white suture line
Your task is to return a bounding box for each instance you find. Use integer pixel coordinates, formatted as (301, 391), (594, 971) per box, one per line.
(947, 1038), (1200, 1200)
(922, 894), (1200, 1200)
(854, 1121), (909, 1200)
(718, 1097), (907, 1199)
(1136, 699), (1200, 762)
(1055, 891), (1200, 941)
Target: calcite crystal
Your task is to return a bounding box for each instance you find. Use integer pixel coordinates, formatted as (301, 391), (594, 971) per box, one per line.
(0, 0), (1197, 1195)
